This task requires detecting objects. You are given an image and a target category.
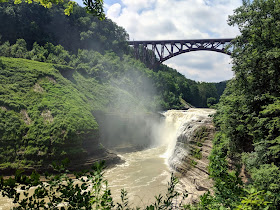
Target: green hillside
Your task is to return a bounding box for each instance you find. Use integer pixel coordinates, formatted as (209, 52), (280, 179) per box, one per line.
(0, 53), (167, 170)
(0, 57), (98, 169)
(0, 54), (155, 170)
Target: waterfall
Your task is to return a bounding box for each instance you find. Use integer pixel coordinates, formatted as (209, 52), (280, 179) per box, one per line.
(161, 109), (215, 169)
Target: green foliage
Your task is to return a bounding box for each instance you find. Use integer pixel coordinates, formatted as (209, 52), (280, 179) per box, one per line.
(0, 161), (115, 209)
(0, 163), (189, 209)
(207, 97), (217, 108)
(145, 174), (188, 209)
(82, 0), (105, 20)
(200, 0), (280, 209)
(0, 57), (4, 68)
(250, 164), (280, 205)
(191, 148), (202, 160)
(0, 38), (225, 112)
(198, 82), (218, 107)
(236, 188), (273, 210)
(0, 1), (128, 53)
(194, 191), (223, 209)
(1, 0), (105, 19)
(0, 2), (228, 207)
(190, 159), (197, 167)
(0, 48), (224, 170)
(10, 38), (28, 58)
(208, 133), (245, 208)
(0, 0), (226, 113)
(0, 57), (99, 169)
(116, 189), (129, 210)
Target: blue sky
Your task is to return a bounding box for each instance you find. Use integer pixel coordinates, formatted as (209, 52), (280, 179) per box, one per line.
(74, 0), (242, 82)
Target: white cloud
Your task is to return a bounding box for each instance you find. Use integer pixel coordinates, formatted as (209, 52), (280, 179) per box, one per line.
(107, 3), (122, 19)
(122, 0), (157, 12)
(105, 0), (242, 82)
(165, 52), (234, 82)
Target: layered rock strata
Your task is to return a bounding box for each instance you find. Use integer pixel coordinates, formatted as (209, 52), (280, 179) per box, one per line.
(168, 110), (215, 204)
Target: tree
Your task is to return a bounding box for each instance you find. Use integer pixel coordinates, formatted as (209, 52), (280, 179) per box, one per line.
(0, 0), (105, 19)
(227, 0), (280, 162)
(210, 0), (280, 208)
(83, 0), (104, 20)
(207, 97), (217, 108)
(10, 38), (28, 58)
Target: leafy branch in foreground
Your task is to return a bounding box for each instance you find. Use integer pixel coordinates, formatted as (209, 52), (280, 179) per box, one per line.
(0, 161), (189, 209)
(0, 0), (105, 19)
(83, 0), (105, 20)
(0, 160), (114, 209)
(145, 174), (189, 210)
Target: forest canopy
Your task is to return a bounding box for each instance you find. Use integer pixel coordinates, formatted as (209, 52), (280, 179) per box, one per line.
(0, 0), (105, 18)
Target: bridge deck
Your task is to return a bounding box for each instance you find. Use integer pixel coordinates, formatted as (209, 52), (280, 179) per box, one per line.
(127, 38), (234, 45)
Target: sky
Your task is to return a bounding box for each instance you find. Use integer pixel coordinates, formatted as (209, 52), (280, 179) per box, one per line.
(75, 0), (243, 82)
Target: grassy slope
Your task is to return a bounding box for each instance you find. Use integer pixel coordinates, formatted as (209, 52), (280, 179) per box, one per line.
(0, 56), (157, 170)
(0, 57), (102, 169)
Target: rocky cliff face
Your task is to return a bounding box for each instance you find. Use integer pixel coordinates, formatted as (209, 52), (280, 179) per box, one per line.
(166, 109), (215, 204)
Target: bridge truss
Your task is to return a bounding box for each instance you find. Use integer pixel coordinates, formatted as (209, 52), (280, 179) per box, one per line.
(127, 38), (233, 67)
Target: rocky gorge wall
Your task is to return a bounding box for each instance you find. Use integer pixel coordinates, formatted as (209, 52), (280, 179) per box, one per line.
(165, 109), (216, 204)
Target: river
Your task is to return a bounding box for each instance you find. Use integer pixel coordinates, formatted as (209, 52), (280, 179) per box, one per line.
(104, 146), (170, 207)
(0, 108), (215, 209)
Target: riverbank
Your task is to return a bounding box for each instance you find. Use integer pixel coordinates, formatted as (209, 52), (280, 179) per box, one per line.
(0, 149), (122, 177)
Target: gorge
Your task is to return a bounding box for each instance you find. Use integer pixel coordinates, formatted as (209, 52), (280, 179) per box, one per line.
(0, 108), (215, 208)
(1, 0), (279, 208)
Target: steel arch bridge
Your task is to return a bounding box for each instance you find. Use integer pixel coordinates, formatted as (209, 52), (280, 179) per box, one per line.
(127, 38), (233, 67)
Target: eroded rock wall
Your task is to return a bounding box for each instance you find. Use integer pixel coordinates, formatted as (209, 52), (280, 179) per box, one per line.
(167, 109), (216, 204)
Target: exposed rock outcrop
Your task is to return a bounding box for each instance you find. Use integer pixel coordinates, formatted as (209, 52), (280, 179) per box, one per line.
(0, 106), (8, 111)
(20, 109), (32, 125)
(41, 110), (54, 123)
(33, 83), (45, 93)
(167, 109), (215, 204)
